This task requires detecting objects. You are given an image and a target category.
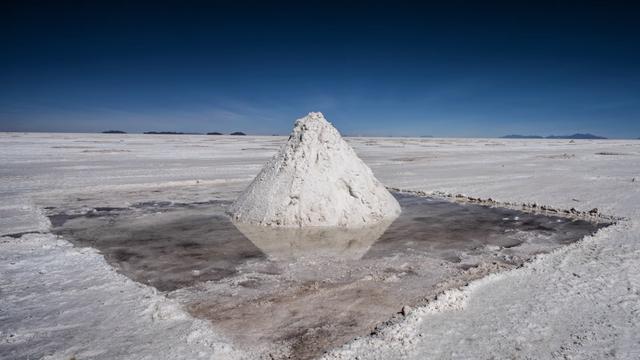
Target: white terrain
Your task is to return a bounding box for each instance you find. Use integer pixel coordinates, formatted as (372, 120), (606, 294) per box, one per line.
(1, 132), (640, 359)
(230, 112), (400, 227)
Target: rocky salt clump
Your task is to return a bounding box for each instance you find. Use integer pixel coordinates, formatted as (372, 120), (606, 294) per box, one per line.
(229, 112), (401, 227)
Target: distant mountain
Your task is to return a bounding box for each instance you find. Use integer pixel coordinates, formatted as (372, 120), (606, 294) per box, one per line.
(502, 133), (606, 139)
(501, 134), (543, 139)
(230, 131), (246, 136)
(546, 133), (607, 139)
(207, 132), (222, 135)
(102, 130), (126, 134)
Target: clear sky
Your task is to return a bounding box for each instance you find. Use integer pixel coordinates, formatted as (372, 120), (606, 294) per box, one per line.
(1, 1), (639, 137)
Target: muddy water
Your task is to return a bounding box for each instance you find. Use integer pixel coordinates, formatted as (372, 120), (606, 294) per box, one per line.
(50, 193), (608, 359)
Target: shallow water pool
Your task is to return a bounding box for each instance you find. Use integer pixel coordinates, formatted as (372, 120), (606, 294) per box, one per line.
(49, 192), (608, 359)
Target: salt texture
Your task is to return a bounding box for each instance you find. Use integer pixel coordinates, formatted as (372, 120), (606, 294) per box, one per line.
(229, 112), (401, 227)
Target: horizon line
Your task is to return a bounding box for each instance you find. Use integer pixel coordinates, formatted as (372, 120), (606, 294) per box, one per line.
(1, 130), (637, 140)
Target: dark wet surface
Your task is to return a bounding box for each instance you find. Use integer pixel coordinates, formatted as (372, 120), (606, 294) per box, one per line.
(48, 193), (610, 359)
(49, 193), (607, 293)
(366, 194), (602, 260)
(51, 207), (264, 291)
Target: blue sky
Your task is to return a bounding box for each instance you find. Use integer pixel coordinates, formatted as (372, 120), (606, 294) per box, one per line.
(1, 1), (639, 137)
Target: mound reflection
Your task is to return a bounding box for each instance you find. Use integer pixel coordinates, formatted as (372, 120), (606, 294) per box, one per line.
(232, 219), (395, 261)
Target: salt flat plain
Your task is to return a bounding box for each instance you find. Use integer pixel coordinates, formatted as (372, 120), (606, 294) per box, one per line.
(1, 132), (639, 359)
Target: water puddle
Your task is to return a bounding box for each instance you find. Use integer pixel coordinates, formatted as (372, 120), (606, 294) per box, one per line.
(49, 193), (609, 359)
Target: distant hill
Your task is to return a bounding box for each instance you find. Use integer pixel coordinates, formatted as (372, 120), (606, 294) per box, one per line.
(502, 133), (606, 139)
(546, 133), (607, 139)
(102, 130), (126, 134)
(207, 132), (222, 135)
(230, 131), (246, 136)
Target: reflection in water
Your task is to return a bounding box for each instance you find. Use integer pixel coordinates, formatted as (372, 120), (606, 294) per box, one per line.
(49, 193), (607, 293)
(49, 193), (610, 360)
(51, 194), (603, 291)
(232, 219), (395, 261)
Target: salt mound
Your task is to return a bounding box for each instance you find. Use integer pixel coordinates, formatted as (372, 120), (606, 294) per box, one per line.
(229, 112), (401, 227)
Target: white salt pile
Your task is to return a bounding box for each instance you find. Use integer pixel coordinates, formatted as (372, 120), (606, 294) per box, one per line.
(229, 112), (401, 228)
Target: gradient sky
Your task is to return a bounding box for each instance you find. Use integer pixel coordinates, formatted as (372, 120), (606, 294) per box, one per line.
(1, 1), (639, 137)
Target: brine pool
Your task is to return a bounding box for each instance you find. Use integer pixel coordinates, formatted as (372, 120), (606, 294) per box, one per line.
(48, 192), (609, 359)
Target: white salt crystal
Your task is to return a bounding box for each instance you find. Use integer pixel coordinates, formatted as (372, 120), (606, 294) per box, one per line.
(229, 112), (401, 227)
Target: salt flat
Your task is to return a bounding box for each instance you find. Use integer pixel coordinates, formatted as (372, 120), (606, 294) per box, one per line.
(1, 132), (639, 359)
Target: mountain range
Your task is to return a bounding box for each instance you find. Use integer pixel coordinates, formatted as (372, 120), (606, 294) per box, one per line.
(501, 133), (607, 139)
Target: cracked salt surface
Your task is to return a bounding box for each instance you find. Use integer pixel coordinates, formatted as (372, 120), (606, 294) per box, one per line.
(48, 192), (608, 359)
